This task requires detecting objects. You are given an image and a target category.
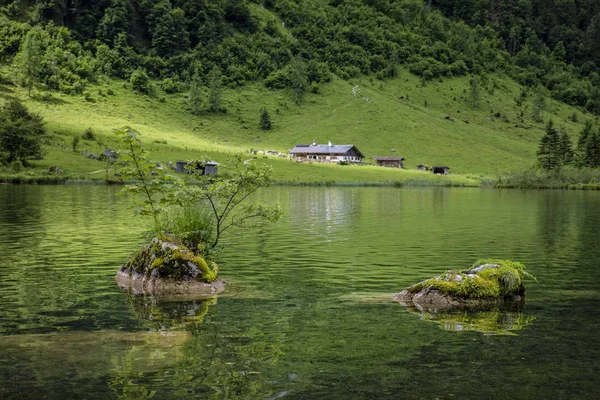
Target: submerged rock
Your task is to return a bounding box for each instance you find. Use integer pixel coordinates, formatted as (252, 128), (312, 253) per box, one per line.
(116, 235), (225, 295)
(392, 259), (533, 311)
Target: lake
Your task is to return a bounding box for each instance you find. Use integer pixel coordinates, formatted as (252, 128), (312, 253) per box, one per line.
(0, 185), (599, 399)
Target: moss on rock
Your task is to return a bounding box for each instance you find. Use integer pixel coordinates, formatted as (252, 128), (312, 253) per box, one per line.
(117, 234), (224, 295)
(393, 259), (535, 309)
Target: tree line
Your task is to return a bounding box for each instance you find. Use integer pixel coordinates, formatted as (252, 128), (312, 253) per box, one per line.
(1, 0), (600, 113)
(537, 119), (600, 170)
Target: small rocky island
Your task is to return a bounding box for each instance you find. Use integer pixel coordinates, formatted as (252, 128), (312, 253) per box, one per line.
(392, 259), (535, 311)
(116, 234), (226, 296)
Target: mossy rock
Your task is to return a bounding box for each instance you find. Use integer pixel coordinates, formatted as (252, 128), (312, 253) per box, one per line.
(116, 234), (225, 296)
(392, 259), (535, 311)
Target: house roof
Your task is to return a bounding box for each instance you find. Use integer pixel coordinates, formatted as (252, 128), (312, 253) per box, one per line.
(288, 144), (365, 158)
(373, 156), (404, 161)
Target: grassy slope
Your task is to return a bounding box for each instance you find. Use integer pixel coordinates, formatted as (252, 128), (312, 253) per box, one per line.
(0, 64), (588, 185)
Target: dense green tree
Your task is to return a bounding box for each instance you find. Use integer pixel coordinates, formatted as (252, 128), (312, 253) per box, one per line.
(532, 85), (545, 123)
(0, 100), (46, 165)
(260, 108), (272, 130)
(96, 0), (130, 45)
(558, 129), (574, 165)
(189, 73), (203, 115)
(577, 123), (600, 168)
(0, 17), (29, 60)
(575, 120), (594, 167)
(587, 130), (600, 168)
(537, 119), (562, 170)
(289, 57), (308, 105)
(130, 68), (151, 94)
(15, 26), (46, 97)
(207, 66), (223, 113)
(470, 77), (480, 108)
(148, 2), (190, 58)
(71, 135), (80, 153)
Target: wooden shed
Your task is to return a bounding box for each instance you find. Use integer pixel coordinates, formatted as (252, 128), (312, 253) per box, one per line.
(432, 166), (450, 175)
(373, 156), (405, 168)
(176, 160), (219, 175)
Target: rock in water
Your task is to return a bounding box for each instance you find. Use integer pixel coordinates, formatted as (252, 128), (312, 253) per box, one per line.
(392, 259), (534, 311)
(116, 235), (225, 295)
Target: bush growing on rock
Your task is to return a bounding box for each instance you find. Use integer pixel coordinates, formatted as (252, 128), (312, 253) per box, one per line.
(116, 126), (281, 284)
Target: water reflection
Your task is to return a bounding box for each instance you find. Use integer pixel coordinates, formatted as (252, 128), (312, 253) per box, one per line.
(2, 186), (600, 399)
(397, 300), (534, 335)
(125, 293), (217, 331)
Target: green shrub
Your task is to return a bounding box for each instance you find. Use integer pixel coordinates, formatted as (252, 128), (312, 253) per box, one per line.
(82, 127), (95, 140)
(159, 78), (181, 94)
(130, 68), (151, 94)
(147, 206), (216, 261)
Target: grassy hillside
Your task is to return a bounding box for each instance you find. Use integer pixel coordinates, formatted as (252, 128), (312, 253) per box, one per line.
(0, 65), (590, 184)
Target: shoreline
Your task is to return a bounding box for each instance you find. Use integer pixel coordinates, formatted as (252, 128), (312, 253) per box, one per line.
(2, 174), (600, 190)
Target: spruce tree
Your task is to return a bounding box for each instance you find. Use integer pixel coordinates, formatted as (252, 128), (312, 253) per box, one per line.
(558, 130), (574, 165)
(289, 57), (308, 105)
(189, 73), (203, 115)
(587, 129), (600, 168)
(260, 108), (272, 130)
(207, 66), (223, 113)
(537, 120), (561, 170)
(470, 77), (480, 108)
(532, 85), (545, 123)
(575, 121), (593, 167)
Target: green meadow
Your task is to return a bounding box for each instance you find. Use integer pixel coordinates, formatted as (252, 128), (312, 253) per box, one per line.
(0, 66), (589, 186)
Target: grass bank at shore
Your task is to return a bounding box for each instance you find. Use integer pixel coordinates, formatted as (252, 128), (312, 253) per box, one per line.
(4, 165), (600, 190)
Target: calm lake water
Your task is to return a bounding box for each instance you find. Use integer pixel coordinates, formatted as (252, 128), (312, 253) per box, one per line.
(0, 185), (599, 399)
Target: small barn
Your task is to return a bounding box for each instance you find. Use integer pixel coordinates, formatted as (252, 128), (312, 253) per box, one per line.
(176, 160), (219, 175)
(432, 166), (450, 175)
(289, 141), (365, 164)
(373, 156), (405, 168)
(417, 164), (429, 171)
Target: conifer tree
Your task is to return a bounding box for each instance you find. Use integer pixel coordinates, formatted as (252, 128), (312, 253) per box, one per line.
(189, 73), (203, 115)
(207, 66), (223, 113)
(260, 108), (272, 130)
(537, 120), (561, 170)
(470, 77), (480, 108)
(532, 85), (545, 123)
(289, 57), (308, 105)
(586, 129), (600, 168)
(558, 130), (574, 165)
(575, 121), (593, 167)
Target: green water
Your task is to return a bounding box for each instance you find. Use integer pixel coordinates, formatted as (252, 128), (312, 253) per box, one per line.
(0, 185), (599, 399)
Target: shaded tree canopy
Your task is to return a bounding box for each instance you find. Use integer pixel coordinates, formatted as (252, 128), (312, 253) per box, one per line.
(0, 100), (46, 165)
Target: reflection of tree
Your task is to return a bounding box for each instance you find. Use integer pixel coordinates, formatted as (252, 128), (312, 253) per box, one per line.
(172, 326), (283, 398)
(536, 191), (579, 263)
(108, 293), (218, 399)
(110, 292), (285, 398)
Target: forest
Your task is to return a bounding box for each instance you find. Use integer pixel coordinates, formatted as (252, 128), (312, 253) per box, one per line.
(1, 0), (600, 113)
